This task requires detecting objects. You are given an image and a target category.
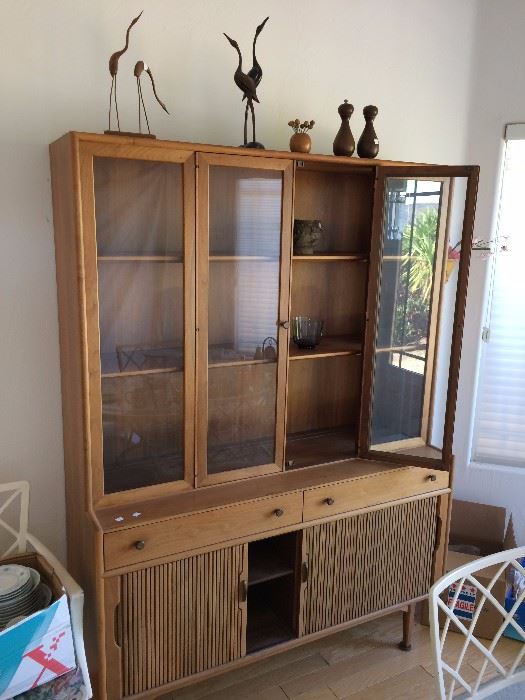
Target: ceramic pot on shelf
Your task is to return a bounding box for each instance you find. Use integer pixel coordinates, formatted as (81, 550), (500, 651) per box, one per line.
(290, 132), (312, 153)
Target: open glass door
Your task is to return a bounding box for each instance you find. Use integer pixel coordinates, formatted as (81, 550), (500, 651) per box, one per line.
(360, 166), (479, 466)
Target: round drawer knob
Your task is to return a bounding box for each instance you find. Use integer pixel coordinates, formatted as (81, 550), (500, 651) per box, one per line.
(280, 321), (290, 330)
(427, 474), (437, 482)
(274, 508), (284, 517)
(325, 497), (335, 506)
(134, 540), (146, 550)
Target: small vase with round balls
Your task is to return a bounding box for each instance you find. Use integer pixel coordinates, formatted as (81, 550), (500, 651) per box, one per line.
(288, 119), (315, 153)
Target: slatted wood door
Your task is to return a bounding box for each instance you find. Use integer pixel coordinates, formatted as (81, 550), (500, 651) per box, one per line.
(299, 496), (439, 636)
(117, 544), (247, 697)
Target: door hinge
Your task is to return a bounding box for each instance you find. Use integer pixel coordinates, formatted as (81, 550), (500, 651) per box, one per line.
(481, 326), (490, 343)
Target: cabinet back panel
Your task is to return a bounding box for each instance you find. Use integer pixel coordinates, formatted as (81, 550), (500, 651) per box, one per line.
(208, 363), (277, 472)
(101, 372), (184, 493)
(208, 261), (280, 350)
(300, 496), (438, 635)
(294, 170), (373, 253)
(119, 545), (245, 695)
(209, 167), (283, 256)
(290, 262), (367, 338)
(98, 262), (184, 368)
(287, 355), (362, 434)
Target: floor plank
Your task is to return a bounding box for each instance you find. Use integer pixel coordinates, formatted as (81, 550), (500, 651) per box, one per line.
(159, 612), (524, 700)
(342, 665), (435, 700)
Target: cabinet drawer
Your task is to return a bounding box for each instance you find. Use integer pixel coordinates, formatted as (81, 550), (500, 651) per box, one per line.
(303, 467), (448, 522)
(104, 492), (302, 570)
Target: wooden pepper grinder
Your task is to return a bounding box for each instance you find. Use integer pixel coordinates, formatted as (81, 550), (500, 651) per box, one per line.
(333, 100), (355, 156)
(357, 105), (379, 158)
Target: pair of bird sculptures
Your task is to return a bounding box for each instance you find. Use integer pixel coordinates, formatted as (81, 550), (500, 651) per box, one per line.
(107, 11), (269, 146)
(107, 11), (169, 137)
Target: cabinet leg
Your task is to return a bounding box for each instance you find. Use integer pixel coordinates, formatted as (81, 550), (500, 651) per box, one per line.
(398, 604), (415, 651)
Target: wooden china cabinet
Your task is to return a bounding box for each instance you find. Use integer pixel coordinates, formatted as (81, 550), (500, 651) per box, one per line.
(50, 132), (478, 699)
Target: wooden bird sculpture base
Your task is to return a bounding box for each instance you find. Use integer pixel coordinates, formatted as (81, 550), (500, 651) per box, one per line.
(241, 141), (265, 149)
(104, 130), (157, 139)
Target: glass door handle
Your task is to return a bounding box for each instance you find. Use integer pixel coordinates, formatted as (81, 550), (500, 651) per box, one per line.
(279, 321), (290, 329)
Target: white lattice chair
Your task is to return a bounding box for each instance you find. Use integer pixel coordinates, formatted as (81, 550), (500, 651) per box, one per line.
(430, 546), (525, 699)
(0, 481), (92, 699)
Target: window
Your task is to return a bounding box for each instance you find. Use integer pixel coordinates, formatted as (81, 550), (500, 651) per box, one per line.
(472, 126), (525, 468)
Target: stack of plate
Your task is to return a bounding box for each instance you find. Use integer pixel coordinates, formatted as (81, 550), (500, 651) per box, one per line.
(0, 564), (52, 629)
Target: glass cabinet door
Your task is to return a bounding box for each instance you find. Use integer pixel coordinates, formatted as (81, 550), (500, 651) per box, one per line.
(196, 153), (293, 485)
(362, 168), (478, 464)
(90, 151), (194, 495)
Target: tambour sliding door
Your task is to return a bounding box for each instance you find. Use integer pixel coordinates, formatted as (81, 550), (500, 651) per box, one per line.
(299, 497), (439, 636)
(196, 153), (294, 486)
(109, 544), (247, 698)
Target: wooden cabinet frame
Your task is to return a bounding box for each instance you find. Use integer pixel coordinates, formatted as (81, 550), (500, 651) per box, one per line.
(49, 133), (477, 700)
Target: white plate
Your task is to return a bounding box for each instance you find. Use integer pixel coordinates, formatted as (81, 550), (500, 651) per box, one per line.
(0, 565), (31, 597)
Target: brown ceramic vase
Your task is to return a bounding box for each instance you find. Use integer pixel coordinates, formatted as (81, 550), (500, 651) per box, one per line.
(290, 132), (312, 153)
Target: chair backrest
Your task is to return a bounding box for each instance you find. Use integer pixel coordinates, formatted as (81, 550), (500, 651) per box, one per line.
(0, 480), (30, 558)
(430, 546), (525, 699)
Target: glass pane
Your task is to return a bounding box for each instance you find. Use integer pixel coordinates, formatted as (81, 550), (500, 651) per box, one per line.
(94, 157), (183, 256)
(371, 178), (444, 451)
(94, 157), (185, 493)
(208, 364), (277, 474)
(207, 166), (283, 474)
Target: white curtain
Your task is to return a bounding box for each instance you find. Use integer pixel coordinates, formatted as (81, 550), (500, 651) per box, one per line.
(473, 134), (525, 467)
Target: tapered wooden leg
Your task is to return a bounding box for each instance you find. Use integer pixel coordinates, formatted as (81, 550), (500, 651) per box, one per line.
(399, 604), (415, 651)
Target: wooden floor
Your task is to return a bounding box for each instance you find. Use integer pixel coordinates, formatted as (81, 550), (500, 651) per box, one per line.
(158, 611), (522, 699)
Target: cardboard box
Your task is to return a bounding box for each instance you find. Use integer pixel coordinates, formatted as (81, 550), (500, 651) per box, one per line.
(423, 499), (516, 641)
(0, 552), (76, 700)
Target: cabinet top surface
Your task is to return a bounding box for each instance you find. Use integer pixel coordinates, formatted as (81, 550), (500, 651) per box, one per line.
(94, 458), (446, 534)
(53, 131), (478, 172)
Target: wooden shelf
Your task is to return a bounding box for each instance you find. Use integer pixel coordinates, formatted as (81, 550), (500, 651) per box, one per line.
(285, 426), (356, 470)
(98, 255), (182, 262)
(102, 366), (182, 379)
(249, 536), (296, 587)
(292, 253), (368, 262)
(208, 344), (277, 368)
(101, 348), (183, 378)
(249, 558), (294, 587)
(289, 335), (362, 360)
(208, 358), (275, 369)
(209, 255), (278, 262)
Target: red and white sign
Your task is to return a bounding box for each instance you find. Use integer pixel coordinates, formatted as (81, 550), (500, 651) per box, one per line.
(447, 582), (478, 621)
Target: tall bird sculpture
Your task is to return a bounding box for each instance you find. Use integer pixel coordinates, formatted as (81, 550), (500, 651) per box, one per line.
(134, 61), (170, 136)
(224, 22), (267, 149)
(242, 16), (269, 136)
(108, 11), (143, 132)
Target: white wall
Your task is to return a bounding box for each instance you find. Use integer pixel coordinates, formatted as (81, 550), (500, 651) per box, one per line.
(453, 0), (525, 544)
(1, 0), (477, 562)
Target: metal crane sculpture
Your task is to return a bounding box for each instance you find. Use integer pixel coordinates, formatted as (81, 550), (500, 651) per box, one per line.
(133, 61), (170, 136)
(224, 18), (269, 149)
(242, 16), (269, 132)
(108, 11), (143, 132)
